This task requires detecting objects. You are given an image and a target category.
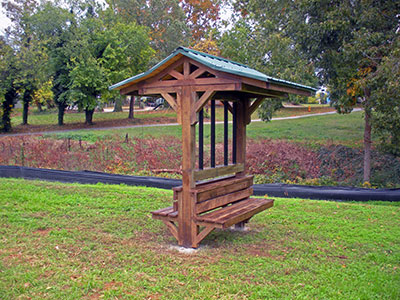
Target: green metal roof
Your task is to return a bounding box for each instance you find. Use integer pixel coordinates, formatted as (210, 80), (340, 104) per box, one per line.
(109, 46), (317, 93)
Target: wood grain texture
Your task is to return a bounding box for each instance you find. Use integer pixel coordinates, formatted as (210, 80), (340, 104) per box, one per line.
(193, 163), (244, 181)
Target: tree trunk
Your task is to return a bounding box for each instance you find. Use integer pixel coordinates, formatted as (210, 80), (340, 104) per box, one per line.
(1, 88), (16, 132)
(57, 102), (66, 126)
(113, 97), (123, 112)
(85, 108), (95, 125)
(22, 91), (31, 125)
(128, 96), (135, 119)
(37, 102), (43, 112)
(363, 108), (372, 183)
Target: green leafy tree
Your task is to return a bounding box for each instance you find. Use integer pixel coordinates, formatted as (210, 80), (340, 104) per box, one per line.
(219, 17), (318, 120)
(32, 79), (54, 111)
(69, 55), (106, 124)
(29, 1), (78, 125)
(0, 37), (18, 132)
(100, 21), (154, 118)
(2, 0), (47, 125)
(104, 0), (189, 60)
(66, 2), (107, 125)
(232, 0), (399, 183)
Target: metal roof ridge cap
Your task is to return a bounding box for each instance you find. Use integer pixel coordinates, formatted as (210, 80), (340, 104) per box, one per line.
(178, 46), (252, 69)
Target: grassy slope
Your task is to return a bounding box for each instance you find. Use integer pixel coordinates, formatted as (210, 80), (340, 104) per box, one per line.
(50, 111), (365, 146)
(0, 178), (398, 299)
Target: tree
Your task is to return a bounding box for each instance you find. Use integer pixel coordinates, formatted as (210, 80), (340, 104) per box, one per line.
(14, 39), (47, 125)
(219, 15), (318, 119)
(2, 0), (47, 125)
(29, 1), (78, 125)
(100, 21), (154, 119)
(105, 0), (189, 60)
(367, 36), (400, 156)
(32, 79), (54, 111)
(231, 0), (400, 183)
(180, 0), (222, 42)
(0, 37), (17, 132)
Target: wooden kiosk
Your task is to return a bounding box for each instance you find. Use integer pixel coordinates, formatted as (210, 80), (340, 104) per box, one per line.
(110, 47), (316, 248)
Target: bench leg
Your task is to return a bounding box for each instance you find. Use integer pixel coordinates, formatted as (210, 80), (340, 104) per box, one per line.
(234, 218), (250, 230)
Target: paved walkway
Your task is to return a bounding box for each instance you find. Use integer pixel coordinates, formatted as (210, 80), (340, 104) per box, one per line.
(2, 109), (362, 137)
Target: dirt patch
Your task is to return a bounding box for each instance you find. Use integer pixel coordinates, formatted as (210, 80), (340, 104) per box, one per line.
(33, 228), (52, 236)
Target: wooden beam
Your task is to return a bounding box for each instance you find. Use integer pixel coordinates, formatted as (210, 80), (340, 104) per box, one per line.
(168, 69), (184, 80)
(184, 59), (190, 78)
(241, 83), (286, 98)
(236, 99), (248, 176)
(186, 59), (219, 78)
(140, 77), (239, 89)
(249, 97), (265, 115)
(161, 93), (178, 112)
(195, 225), (215, 246)
(195, 89), (216, 113)
(194, 163), (244, 181)
(189, 66), (207, 79)
(266, 82), (313, 97)
(179, 85), (198, 247)
(162, 220), (178, 241)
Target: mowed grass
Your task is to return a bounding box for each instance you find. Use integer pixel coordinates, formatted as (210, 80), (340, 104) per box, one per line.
(50, 110), (365, 146)
(11, 104), (333, 127)
(11, 109), (176, 126)
(0, 178), (399, 299)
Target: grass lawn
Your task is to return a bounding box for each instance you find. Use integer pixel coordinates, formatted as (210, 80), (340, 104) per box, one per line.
(11, 104), (334, 128)
(11, 109), (177, 127)
(1, 178), (399, 299)
(49, 110), (365, 147)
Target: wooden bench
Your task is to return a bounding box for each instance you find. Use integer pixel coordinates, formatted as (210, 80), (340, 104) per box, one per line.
(152, 175), (274, 245)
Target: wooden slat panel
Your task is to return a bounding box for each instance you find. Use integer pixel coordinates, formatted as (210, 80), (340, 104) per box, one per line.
(196, 176), (253, 202)
(196, 187), (253, 214)
(194, 163), (244, 181)
(172, 175), (237, 195)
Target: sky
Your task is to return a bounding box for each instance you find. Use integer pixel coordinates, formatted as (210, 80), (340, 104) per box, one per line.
(0, 7), (11, 33)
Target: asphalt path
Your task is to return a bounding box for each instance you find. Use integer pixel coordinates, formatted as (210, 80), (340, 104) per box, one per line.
(1, 108), (362, 137)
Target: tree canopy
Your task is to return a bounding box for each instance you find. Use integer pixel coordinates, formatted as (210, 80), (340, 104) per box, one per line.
(1, 0), (399, 183)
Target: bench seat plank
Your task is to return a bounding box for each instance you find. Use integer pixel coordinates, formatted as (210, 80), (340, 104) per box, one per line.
(151, 206), (178, 220)
(196, 198), (274, 229)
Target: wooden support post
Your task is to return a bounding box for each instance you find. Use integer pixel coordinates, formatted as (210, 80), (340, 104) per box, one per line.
(236, 98), (249, 178)
(179, 85), (198, 248)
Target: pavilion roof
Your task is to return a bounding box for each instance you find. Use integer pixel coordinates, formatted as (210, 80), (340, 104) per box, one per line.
(109, 46), (317, 94)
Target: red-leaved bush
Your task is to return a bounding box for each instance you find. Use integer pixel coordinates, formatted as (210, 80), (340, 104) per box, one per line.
(246, 139), (321, 179)
(2, 135), (398, 187)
